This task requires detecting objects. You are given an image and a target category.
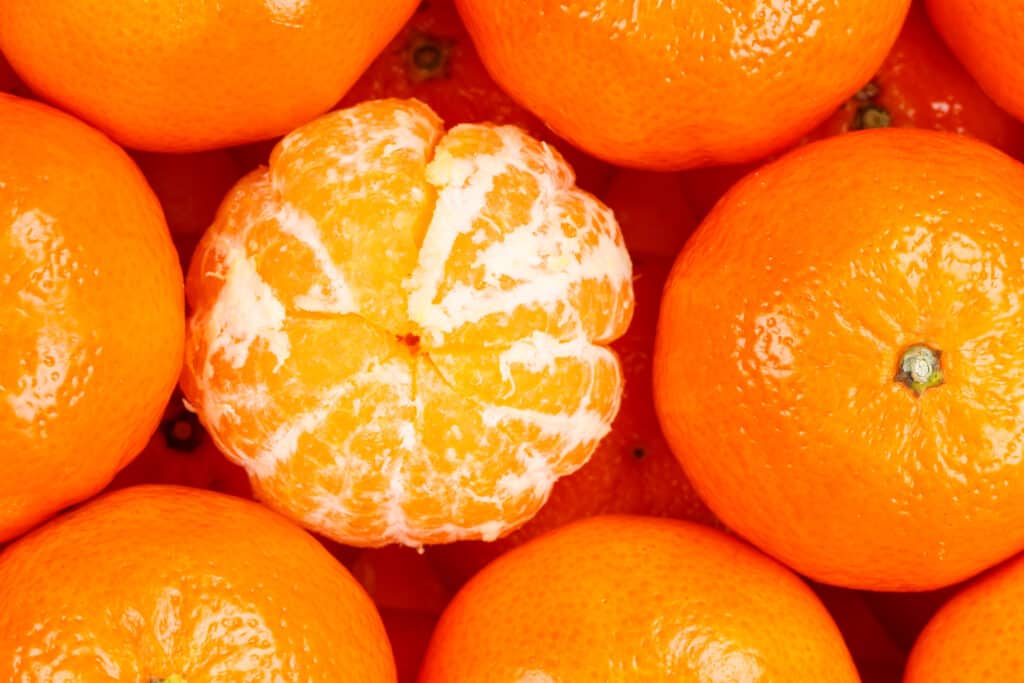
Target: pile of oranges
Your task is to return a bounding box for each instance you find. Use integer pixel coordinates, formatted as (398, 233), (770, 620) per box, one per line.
(3, 0), (1024, 679)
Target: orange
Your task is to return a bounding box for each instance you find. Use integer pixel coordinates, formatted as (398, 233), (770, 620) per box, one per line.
(0, 485), (396, 681)
(0, 94), (183, 543)
(655, 128), (1024, 591)
(905, 552), (1024, 681)
(601, 169), (697, 258)
(106, 389), (252, 499)
(132, 150), (245, 268)
(181, 98), (634, 548)
(338, 0), (612, 194)
(454, 0), (910, 170)
(419, 515), (860, 681)
(681, 1), (1024, 220)
(428, 257), (716, 588)
(926, 0), (1024, 126)
(0, 0), (418, 152)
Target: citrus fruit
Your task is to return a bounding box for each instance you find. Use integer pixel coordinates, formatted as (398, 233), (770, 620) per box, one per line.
(132, 150), (245, 267)
(0, 0), (419, 152)
(655, 128), (1024, 591)
(454, 0), (910, 169)
(428, 257), (715, 588)
(181, 98), (634, 548)
(419, 515), (860, 681)
(926, 0), (1024, 126)
(0, 485), (396, 681)
(337, 0), (612, 194)
(106, 389), (252, 498)
(905, 552), (1024, 681)
(0, 94), (183, 543)
(681, 2), (1024, 220)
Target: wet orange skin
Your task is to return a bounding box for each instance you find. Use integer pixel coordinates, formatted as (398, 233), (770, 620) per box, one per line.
(420, 516), (860, 681)
(0, 94), (183, 543)
(682, 2), (1024, 218)
(0, 486), (397, 680)
(427, 257), (716, 589)
(656, 128), (1024, 591)
(337, 0), (612, 194)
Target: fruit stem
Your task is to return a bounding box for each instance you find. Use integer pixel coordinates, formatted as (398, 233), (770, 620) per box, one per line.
(151, 676), (186, 683)
(895, 344), (944, 396)
(854, 103), (891, 130)
(407, 32), (453, 84)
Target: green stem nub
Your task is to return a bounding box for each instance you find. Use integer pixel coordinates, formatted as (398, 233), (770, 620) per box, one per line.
(151, 676), (186, 683)
(407, 32), (453, 83)
(853, 103), (891, 130)
(895, 344), (944, 396)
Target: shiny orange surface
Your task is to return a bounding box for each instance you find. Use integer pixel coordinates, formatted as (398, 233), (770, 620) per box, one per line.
(655, 128), (1024, 590)
(0, 486), (397, 681)
(420, 516), (859, 681)
(0, 94), (183, 542)
(455, 0), (910, 169)
(0, 0), (418, 151)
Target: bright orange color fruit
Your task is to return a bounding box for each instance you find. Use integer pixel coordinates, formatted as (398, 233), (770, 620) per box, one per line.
(682, 1), (1024, 220)
(106, 390), (252, 499)
(419, 515), (860, 681)
(132, 150), (245, 268)
(0, 485), (396, 681)
(338, 0), (612, 194)
(428, 257), (716, 588)
(182, 98), (634, 548)
(655, 128), (1024, 591)
(454, 0), (910, 169)
(926, 0), (1024, 126)
(0, 94), (183, 543)
(0, 0), (418, 152)
(905, 553), (1024, 681)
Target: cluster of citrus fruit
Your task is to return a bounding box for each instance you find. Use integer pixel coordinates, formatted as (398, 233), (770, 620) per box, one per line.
(3, 0), (1024, 680)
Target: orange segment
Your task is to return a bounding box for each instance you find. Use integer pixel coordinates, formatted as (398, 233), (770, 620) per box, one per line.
(183, 99), (633, 547)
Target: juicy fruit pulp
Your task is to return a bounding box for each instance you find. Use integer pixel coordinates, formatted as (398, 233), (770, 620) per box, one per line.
(183, 98), (634, 548)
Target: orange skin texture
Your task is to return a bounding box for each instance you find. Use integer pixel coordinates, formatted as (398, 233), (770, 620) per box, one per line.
(0, 485), (396, 681)
(601, 169), (697, 259)
(419, 515), (860, 682)
(132, 150), (245, 268)
(0, 94), (183, 543)
(427, 257), (717, 589)
(0, 0), (419, 152)
(905, 553), (1024, 681)
(106, 390), (252, 499)
(655, 128), (1024, 591)
(926, 0), (1024, 126)
(337, 0), (612, 194)
(681, 1), (1024, 219)
(454, 0), (910, 170)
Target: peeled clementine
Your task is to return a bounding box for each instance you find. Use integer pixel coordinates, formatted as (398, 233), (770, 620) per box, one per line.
(655, 128), (1024, 591)
(182, 98), (634, 548)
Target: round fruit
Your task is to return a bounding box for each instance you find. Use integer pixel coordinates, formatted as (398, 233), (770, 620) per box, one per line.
(926, 0), (1024, 126)
(0, 94), (183, 542)
(0, 485), (396, 680)
(454, 0), (910, 169)
(0, 0), (418, 152)
(419, 515), (860, 681)
(181, 98), (634, 548)
(655, 128), (1024, 591)
(905, 552), (1024, 681)
(427, 257), (715, 588)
